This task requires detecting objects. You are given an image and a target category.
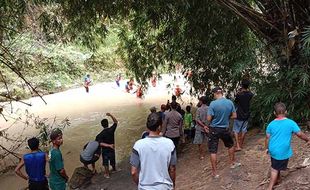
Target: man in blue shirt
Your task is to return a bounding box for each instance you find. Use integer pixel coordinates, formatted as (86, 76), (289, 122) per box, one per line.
(15, 137), (49, 190)
(265, 102), (310, 190)
(206, 87), (240, 178)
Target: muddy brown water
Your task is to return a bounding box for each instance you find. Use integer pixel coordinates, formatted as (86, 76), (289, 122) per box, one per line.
(0, 78), (191, 190)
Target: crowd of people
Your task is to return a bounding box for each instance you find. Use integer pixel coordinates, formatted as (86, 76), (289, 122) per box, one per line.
(15, 79), (310, 190)
(84, 72), (188, 101)
(129, 79), (310, 190)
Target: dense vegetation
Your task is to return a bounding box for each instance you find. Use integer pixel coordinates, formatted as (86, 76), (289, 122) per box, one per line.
(0, 1), (122, 102)
(1, 0), (310, 127)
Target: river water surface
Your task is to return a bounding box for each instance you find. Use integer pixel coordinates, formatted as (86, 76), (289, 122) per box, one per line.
(0, 75), (192, 190)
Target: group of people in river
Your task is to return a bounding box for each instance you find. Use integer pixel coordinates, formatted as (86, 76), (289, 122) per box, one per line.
(14, 79), (310, 190)
(84, 72), (187, 100)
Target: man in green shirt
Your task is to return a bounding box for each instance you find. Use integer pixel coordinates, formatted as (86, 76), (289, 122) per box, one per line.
(49, 129), (69, 190)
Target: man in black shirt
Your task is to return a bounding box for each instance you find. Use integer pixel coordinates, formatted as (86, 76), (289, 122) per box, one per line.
(233, 80), (254, 151)
(95, 113), (118, 178)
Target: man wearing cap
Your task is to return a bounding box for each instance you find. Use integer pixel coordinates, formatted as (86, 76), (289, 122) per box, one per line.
(130, 112), (177, 189)
(206, 87), (240, 178)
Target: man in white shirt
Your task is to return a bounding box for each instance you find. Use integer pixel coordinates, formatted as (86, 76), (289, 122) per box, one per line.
(130, 112), (177, 190)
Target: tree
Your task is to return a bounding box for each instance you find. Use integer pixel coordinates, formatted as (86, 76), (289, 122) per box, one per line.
(1, 1), (309, 126)
(115, 0), (310, 125)
(214, 0), (310, 125)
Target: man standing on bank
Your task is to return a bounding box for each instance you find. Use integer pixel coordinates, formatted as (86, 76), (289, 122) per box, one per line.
(95, 113), (118, 178)
(15, 137), (49, 190)
(130, 112), (177, 189)
(233, 79), (254, 151)
(206, 87), (241, 178)
(162, 101), (183, 152)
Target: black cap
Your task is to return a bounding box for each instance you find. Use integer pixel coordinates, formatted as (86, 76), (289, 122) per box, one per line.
(212, 87), (223, 94)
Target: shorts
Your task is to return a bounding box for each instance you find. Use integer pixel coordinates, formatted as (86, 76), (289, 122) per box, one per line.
(191, 128), (196, 139)
(49, 181), (66, 190)
(233, 119), (248, 133)
(102, 148), (116, 166)
(208, 127), (234, 153)
(80, 155), (100, 165)
(29, 179), (49, 190)
(193, 131), (207, 144)
(271, 157), (289, 171)
(166, 137), (180, 150)
(184, 129), (191, 136)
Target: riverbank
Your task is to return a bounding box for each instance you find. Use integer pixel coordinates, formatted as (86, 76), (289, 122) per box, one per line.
(81, 128), (310, 190)
(0, 74), (194, 189)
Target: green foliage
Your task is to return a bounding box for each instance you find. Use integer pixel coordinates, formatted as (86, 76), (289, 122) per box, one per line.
(1, 0), (310, 127)
(118, 1), (258, 89)
(34, 117), (70, 149)
(0, 27), (122, 100)
(0, 0), (27, 40)
(114, 1), (310, 126)
(248, 26), (310, 126)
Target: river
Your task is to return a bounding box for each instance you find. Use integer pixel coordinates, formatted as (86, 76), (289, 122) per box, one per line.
(0, 74), (193, 190)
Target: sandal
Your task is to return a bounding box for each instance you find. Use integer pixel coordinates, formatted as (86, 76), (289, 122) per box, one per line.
(213, 174), (220, 179)
(103, 174), (110, 179)
(230, 162), (241, 169)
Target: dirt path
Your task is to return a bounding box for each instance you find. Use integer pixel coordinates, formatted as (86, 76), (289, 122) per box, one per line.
(81, 160), (136, 190)
(176, 129), (310, 190)
(79, 129), (310, 190)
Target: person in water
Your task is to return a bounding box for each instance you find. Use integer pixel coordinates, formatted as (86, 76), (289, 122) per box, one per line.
(125, 81), (130, 93)
(84, 74), (91, 93)
(151, 74), (157, 87)
(136, 85), (143, 98)
(115, 74), (121, 87)
(15, 137), (49, 190)
(174, 85), (185, 102)
(129, 78), (134, 90)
